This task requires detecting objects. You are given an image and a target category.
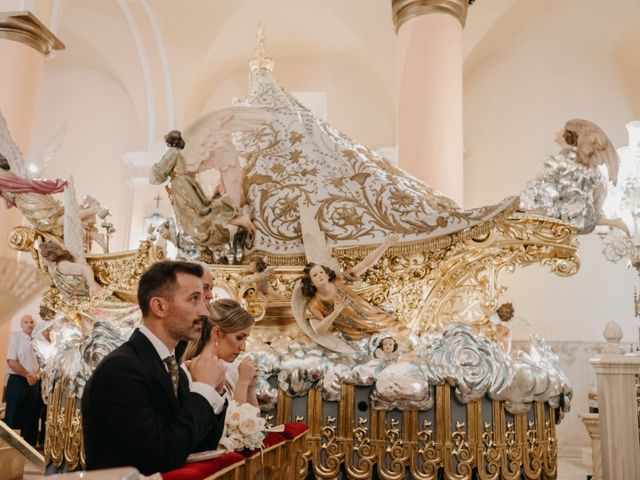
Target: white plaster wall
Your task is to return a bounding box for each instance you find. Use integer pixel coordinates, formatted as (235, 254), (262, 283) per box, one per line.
(200, 56), (396, 150)
(29, 61), (143, 253)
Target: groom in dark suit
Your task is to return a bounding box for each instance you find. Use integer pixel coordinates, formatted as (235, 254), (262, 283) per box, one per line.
(82, 261), (228, 475)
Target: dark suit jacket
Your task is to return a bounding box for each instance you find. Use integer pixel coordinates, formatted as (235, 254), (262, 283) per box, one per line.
(81, 329), (226, 475)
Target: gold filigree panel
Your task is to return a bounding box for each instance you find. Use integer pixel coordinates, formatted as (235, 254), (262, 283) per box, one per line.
(282, 384), (558, 480)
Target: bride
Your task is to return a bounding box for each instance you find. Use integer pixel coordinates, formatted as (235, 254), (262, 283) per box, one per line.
(182, 299), (259, 407)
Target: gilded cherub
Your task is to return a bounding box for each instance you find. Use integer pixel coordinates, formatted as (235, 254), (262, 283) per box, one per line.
(488, 303), (529, 354)
(240, 257), (285, 301)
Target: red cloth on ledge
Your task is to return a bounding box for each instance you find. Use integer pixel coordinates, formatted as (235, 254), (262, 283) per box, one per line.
(161, 452), (244, 480)
(281, 422), (309, 440)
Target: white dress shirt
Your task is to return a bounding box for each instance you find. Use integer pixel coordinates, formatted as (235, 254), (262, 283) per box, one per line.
(138, 325), (226, 414)
(7, 331), (38, 375)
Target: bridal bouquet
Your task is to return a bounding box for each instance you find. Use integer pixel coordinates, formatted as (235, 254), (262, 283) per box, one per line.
(218, 400), (267, 451)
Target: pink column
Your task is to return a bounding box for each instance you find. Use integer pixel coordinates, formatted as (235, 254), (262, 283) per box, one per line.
(393, 0), (468, 206)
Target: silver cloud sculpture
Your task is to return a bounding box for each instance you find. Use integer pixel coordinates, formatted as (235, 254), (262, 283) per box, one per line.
(371, 362), (434, 410)
(504, 335), (573, 416)
(420, 323), (512, 403)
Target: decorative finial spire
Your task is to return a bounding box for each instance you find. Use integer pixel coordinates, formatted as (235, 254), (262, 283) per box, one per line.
(249, 23), (275, 73)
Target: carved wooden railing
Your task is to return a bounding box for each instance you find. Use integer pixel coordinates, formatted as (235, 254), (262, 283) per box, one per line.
(272, 384), (559, 480)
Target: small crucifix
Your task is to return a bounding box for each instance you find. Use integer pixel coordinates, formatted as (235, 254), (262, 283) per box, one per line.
(153, 194), (163, 209)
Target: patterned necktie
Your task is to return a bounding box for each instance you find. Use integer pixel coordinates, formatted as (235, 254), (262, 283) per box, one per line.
(164, 354), (179, 396)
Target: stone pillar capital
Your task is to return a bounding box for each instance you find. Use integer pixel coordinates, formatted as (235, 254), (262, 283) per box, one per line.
(0, 10), (64, 56)
(392, 0), (470, 32)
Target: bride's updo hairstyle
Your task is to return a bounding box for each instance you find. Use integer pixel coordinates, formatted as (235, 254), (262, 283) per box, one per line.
(183, 298), (255, 361)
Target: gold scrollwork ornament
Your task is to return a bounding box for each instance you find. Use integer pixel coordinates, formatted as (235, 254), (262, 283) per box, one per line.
(378, 417), (409, 480)
(314, 415), (343, 479)
(410, 419), (440, 480)
(501, 421), (522, 480)
(524, 420), (543, 478)
(345, 417), (375, 480)
(445, 420), (474, 479)
(542, 417), (558, 478)
(477, 421), (500, 480)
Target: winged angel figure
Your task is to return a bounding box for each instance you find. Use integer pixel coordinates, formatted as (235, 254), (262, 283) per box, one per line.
(0, 109), (68, 231)
(150, 107), (272, 251)
(0, 109), (106, 239)
(38, 177), (102, 301)
(291, 202), (402, 354)
(521, 118), (629, 234)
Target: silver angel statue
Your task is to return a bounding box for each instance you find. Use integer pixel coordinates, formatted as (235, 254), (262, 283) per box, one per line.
(520, 119), (627, 234)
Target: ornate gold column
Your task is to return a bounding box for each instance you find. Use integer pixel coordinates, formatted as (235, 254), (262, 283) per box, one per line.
(393, 0), (468, 206)
(0, 7), (63, 393)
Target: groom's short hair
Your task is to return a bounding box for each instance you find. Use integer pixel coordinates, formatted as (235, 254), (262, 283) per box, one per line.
(137, 261), (203, 317)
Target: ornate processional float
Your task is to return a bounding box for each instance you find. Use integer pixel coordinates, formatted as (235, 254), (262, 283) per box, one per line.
(4, 31), (624, 480)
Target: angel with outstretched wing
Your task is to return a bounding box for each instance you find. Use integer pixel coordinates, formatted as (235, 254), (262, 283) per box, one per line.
(38, 177), (102, 301)
(290, 202), (402, 354)
(558, 119), (630, 234)
(182, 107), (272, 208)
(150, 107), (271, 250)
(521, 119), (630, 235)
(0, 110), (69, 230)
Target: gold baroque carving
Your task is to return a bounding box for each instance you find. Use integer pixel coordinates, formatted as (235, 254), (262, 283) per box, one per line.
(315, 415), (342, 479)
(392, 0), (469, 32)
(346, 416), (375, 479)
(412, 418), (440, 480)
(260, 385), (559, 479)
(44, 382), (84, 470)
(379, 416), (409, 480)
(8, 225), (37, 252)
(478, 421), (500, 480)
(412, 214), (579, 335)
(0, 11), (64, 55)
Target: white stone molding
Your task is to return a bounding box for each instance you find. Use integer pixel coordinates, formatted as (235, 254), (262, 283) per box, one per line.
(590, 320), (640, 480)
(579, 413), (602, 480)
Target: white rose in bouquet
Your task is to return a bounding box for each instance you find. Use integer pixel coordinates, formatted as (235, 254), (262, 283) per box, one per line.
(229, 432), (244, 450)
(239, 416), (259, 436)
(219, 400), (267, 452)
(226, 408), (242, 427)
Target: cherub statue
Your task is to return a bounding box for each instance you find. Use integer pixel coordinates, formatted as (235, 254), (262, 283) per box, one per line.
(488, 302), (529, 354)
(373, 335), (398, 360)
(291, 202), (402, 353)
(239, 256), (286, 301)
(520, 119), (628, 234)
(150, 107), (272, 252)
(39, 241), (101, 300)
